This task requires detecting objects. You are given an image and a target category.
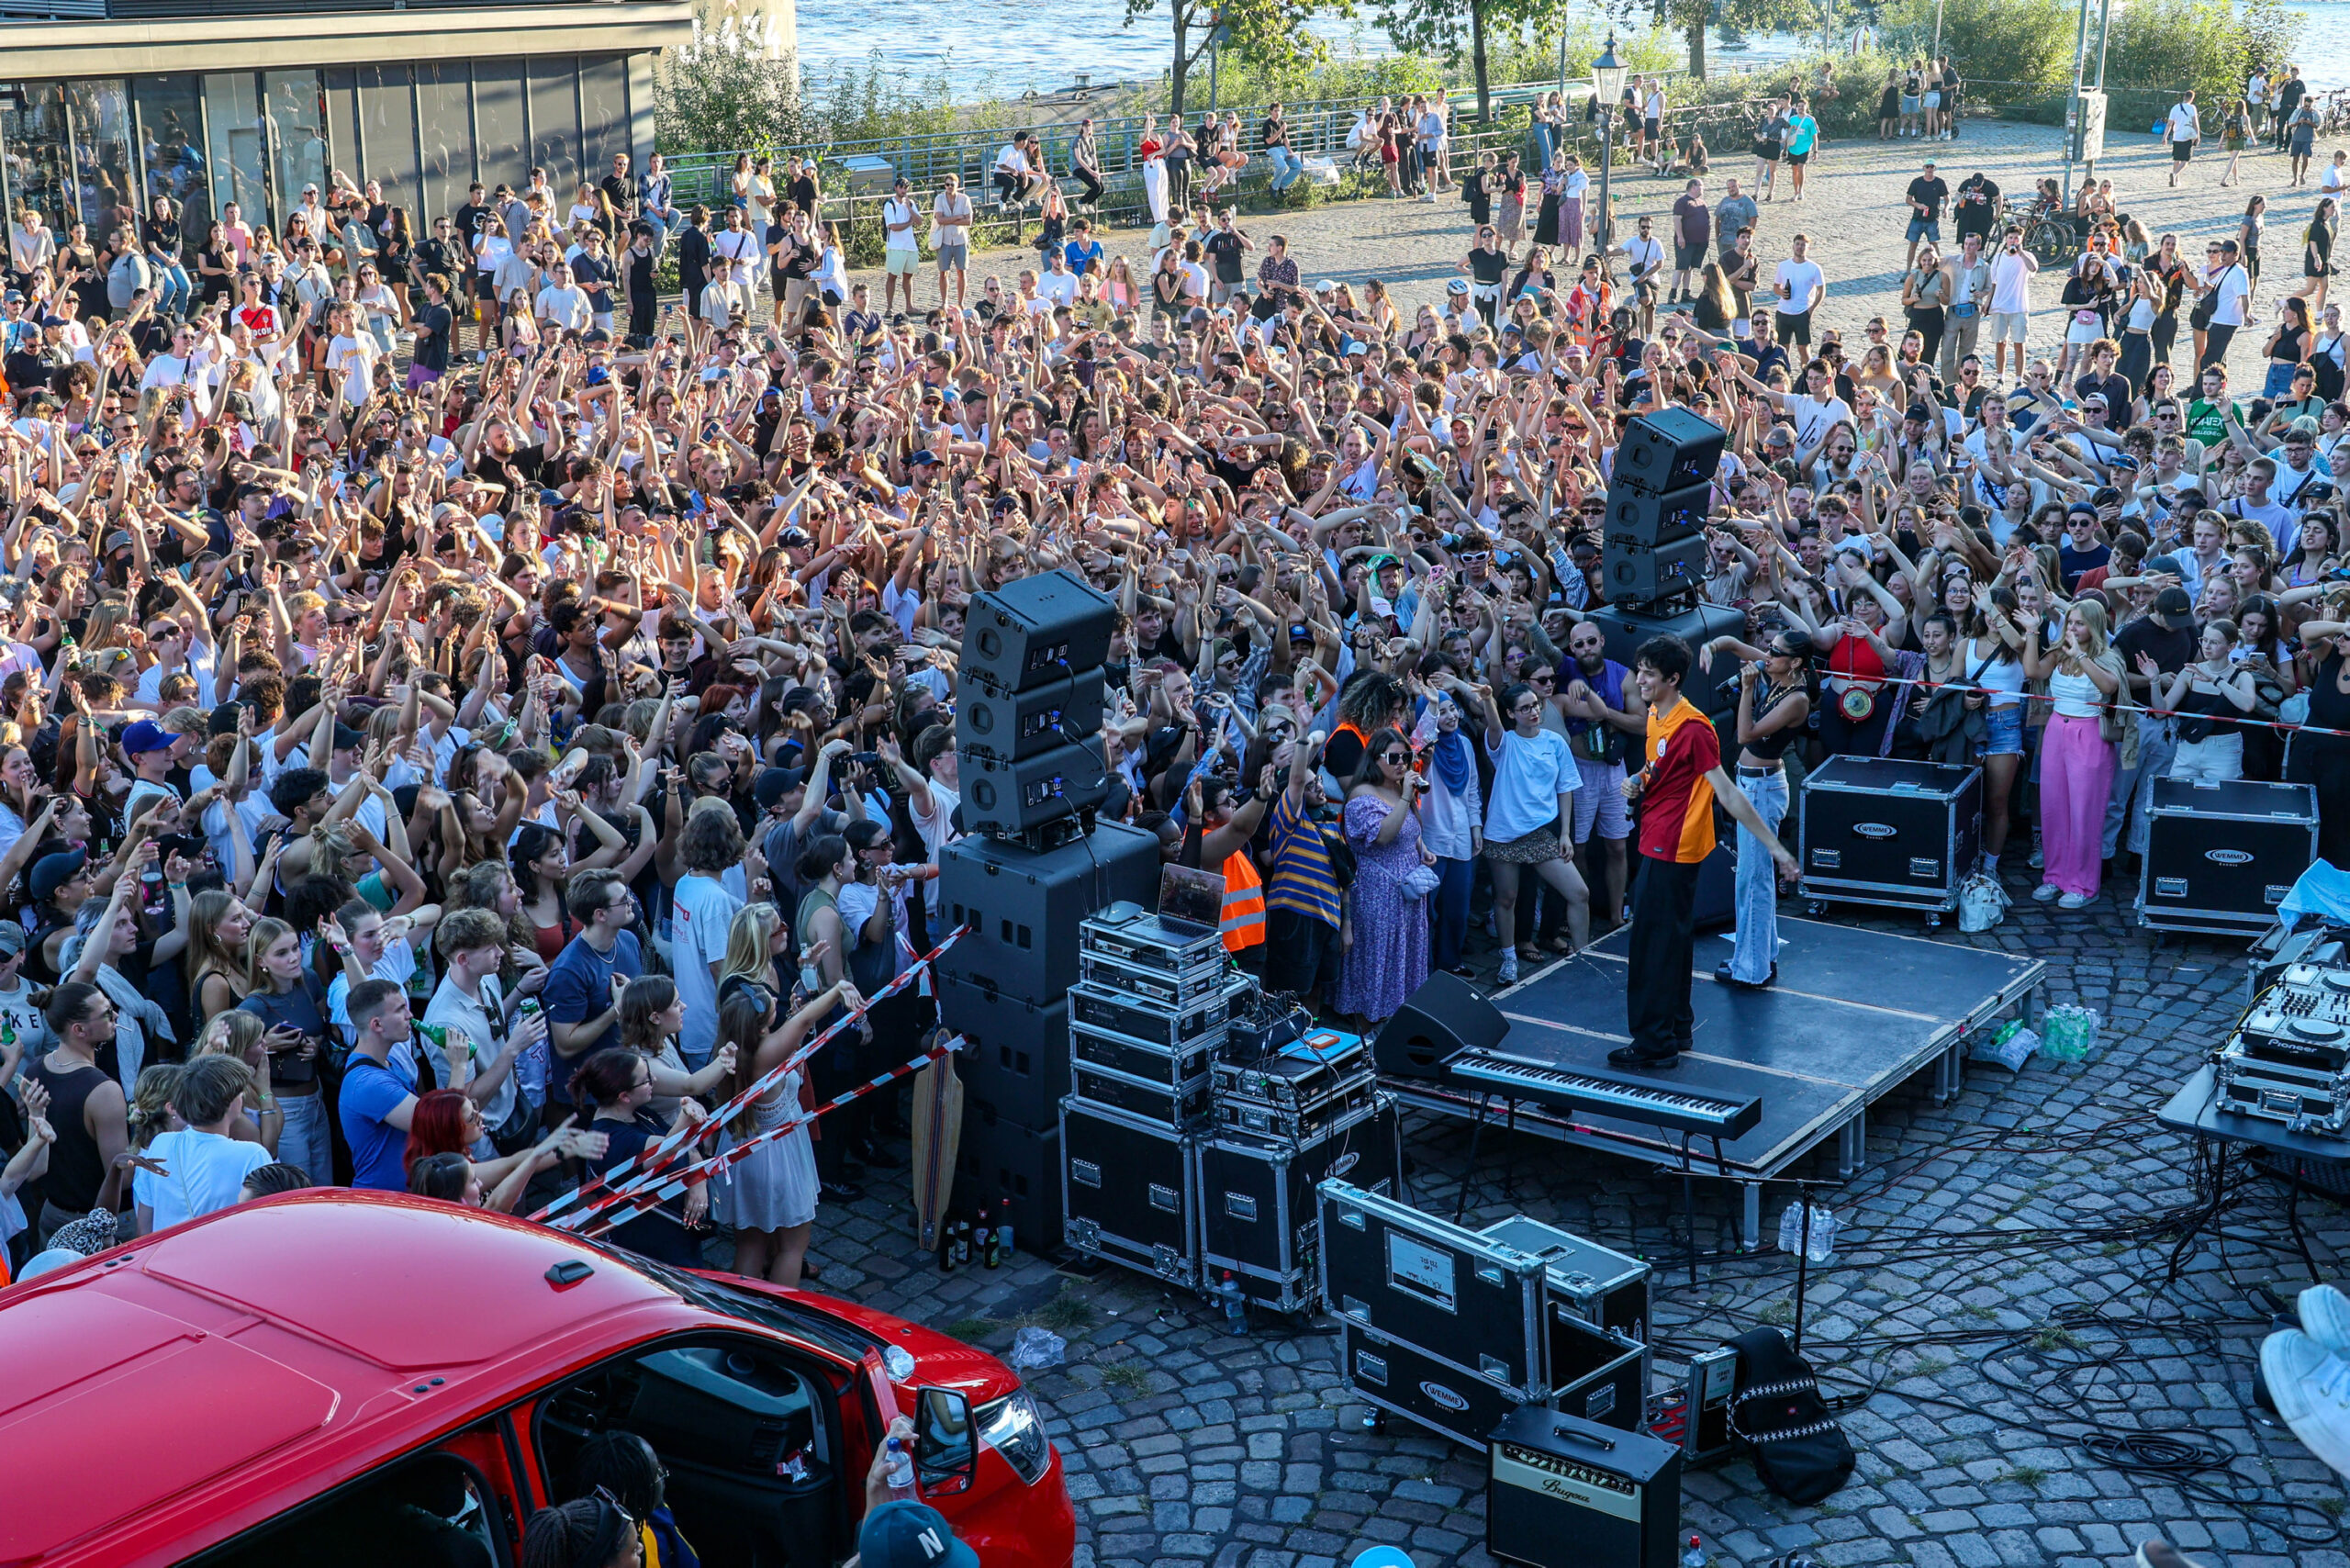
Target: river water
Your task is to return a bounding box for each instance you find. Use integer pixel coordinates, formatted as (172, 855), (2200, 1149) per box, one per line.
(791, 0), (2349, 103)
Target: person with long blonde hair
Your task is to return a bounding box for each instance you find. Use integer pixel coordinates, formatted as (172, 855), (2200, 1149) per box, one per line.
(2020, 597), (2125, 908)
(183, 889), (257, 1025)
(234, 915), (331, 1184)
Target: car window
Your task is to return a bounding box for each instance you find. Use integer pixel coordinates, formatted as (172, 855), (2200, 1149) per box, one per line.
(186, 1449), (505, 1568)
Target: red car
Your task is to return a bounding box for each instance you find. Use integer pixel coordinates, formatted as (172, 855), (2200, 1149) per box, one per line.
(0, 1189), (1074, 1567)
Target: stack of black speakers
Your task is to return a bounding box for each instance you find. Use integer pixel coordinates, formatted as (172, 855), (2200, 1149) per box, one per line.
(935, 570), (1159, 1251)
(1589, 409), (1744, 927)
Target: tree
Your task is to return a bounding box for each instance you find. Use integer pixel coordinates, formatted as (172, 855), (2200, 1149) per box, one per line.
(1378, 0), (1532, 123)
(655, 4), (807, 156)
(1125, 0), (1346, 119)
(1601, 0), (1817, 80)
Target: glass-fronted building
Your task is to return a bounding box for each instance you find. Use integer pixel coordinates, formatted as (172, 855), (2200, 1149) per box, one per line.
(0, 1), (691, 242)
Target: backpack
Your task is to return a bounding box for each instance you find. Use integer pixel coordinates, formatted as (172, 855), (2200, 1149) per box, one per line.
(1725, 1327), (1856, 1505)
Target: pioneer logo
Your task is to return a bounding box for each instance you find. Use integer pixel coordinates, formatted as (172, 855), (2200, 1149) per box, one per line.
(2205, 849), (2254, 866)
(1852, 823), (1897, 839)
(1420, 1381), (1471, 1413)
(1328, 1152), (1361, 1179)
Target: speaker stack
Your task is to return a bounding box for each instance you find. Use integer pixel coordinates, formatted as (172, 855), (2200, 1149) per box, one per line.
(937, 569), (1158, 1251)
(1592, 409), (1743, 928)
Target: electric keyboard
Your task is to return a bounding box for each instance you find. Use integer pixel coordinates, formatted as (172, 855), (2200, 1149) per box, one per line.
(1446, 1049), (1763, 1139)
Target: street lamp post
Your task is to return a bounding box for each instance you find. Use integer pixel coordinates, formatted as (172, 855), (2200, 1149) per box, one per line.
(1592, 35), (1627, 264)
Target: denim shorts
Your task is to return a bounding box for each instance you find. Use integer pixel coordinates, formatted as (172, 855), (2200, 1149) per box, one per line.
(1984, 701), (2025, 756)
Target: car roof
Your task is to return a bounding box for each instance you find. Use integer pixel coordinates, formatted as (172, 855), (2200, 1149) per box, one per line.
(0, 1190), (699, 1565)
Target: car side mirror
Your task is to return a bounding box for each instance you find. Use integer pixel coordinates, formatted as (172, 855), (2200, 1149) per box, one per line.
(913, 1386), (977, 1495)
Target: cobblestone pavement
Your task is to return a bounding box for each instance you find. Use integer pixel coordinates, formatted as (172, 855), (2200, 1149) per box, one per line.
(845, 112), (2328, 393)
(795, 113), (2350, 1568)
(753, 861), (2350, 1568)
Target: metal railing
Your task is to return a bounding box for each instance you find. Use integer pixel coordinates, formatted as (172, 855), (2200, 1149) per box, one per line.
(659, 68), (1786, 209)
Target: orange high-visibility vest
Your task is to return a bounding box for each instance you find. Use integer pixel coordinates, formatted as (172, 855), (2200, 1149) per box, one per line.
(1221, 850), (1267, 953)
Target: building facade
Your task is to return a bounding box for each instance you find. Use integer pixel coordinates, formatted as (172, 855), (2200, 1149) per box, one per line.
(0, 1), (692, 245)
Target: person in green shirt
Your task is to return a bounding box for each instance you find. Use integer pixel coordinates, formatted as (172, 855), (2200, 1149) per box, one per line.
(2185, 362), (2239, 447)
(1783, 99), (1822, 204)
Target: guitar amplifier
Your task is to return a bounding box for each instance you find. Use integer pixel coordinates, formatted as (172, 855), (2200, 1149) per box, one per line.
(1486, 1407), (1684, 1568)
(2140, 778), (2319, 938)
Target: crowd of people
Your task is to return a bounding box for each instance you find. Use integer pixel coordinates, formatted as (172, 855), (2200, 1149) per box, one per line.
(0, 24), (2343, 1335)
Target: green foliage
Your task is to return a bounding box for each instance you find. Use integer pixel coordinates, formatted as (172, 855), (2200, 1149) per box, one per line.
(1876, 0), (2079, 92)
(1124, 0), (1352, 118)
(805, 55), (962, 146)
(2104, 0), (2306, 107)
(655, 6), (809, 158)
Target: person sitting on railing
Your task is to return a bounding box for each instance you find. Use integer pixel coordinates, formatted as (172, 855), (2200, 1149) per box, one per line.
(993, 133), (1044, 210)
(1070, 118), (1106, 207)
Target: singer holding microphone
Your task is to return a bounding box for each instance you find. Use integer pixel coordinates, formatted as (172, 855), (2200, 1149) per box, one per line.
(1697, 628), (1816, 991)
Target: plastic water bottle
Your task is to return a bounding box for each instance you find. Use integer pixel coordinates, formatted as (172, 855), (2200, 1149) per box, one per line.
(884, 1438), (917, 1501)
(1682, 1532), (1707, 1568)
(1776, 1202), (1840, 1261)
(1219, 1271), (1249, 1336)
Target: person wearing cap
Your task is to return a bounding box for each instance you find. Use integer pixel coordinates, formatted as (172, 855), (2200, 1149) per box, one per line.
(879, 178), (922, 317)
(119, 719), (188, 826)
(1903, 160), (1949, 270)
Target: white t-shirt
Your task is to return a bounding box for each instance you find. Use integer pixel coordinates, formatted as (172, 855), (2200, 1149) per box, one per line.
(670, 871), (743, 1068)
(2166, 102), (2200, 142)
(1988, 252), (2034, 314)
(2210, 263), (2250, 328)
(424, 971), (515, 1141)
(1622, 235), (1664, 281)
(1483, 727), (1579, 843)
(1785, 393), (1854, 452)
(909, 778), (960, 916)
(134, 1126), (274, 1231)
(535, 285), (591, 331)
(1774, 257), (1825, 314)
(882, 196), (920, 250)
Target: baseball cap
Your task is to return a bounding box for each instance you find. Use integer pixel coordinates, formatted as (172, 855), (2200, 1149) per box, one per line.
(857, 1501), (979, 1568)
(120, 719), (182, 756)
(330, 722), (367, 751)
(28, 848), (87, 905)
(0, 923), (28, 958)
(755, 765), (808, 810)
(2065, 500), (2099, 519)
(2154, 586), (2194, 615)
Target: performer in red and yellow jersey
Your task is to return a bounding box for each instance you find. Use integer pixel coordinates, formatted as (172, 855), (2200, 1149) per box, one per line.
(1611, 634), (1799, 1070)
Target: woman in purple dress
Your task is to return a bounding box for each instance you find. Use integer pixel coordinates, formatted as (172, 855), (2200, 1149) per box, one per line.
(1336, 726), (1435, 1027)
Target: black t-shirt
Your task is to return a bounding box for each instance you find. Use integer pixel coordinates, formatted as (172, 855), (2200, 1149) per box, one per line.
(1203, 230), (1246, 284)
(1468, 248), (1507, 286)
(2280, 77), (2309, 113)
(2114, 614), (2195, 680)
(626, 246), (657, 308)
(599, 174), (634, 216)
(414, 301), (453, 373)
(1953, 177), (2000, 234)
(1905, 176), (1950, 220)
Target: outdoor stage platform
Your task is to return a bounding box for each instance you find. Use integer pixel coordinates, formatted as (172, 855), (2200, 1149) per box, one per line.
(1388, 918), (2047, 1247)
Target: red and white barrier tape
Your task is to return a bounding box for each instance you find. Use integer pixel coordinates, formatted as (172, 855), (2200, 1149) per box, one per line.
(1847, 674), (2350, 739)
(528, 923), (970, 1229)
(556, 1036), (963, 1240)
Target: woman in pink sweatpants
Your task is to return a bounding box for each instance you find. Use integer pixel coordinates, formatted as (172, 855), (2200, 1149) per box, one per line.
(2022, 600), (2123, 910)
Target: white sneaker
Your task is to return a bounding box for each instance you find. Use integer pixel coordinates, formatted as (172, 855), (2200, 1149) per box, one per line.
(2263, 1328), (2350, 1476)
(1496, 951), (1520, 986)
(2058, 891), (2091, 910)
(2303, 1284), (2350, 1358)
(2033, 882), (2063, 902)
(2030, 848), (2046, 868)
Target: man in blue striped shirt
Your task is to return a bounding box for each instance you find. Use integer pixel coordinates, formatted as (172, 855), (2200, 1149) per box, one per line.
(1261, 728), (1344, 1002)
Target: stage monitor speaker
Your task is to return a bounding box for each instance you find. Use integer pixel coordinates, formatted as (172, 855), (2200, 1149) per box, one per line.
(961, 570), (1116, 693)
(1611, 407), (1727, 494)
(1373, 970), (1510, 1080)
(1602, 534), (1709, 607)
(959, 735), (1111, 838)
(1578, 600), (1748, 719)
(957, 669), (1106, 763)
(1601, 480), (1711, 548)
